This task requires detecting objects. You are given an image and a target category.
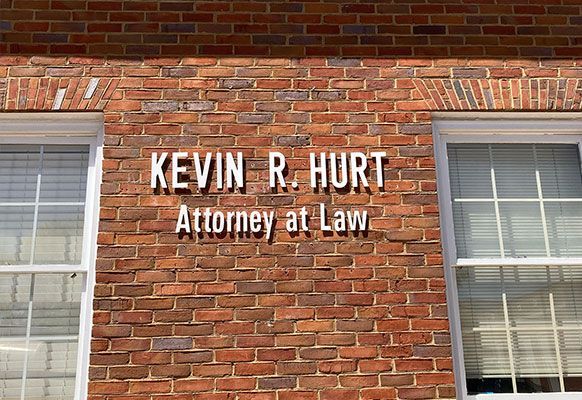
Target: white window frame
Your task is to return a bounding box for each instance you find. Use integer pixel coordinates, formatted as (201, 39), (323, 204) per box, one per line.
(0, 112), (103, 400)
(433, 112), (582, 400)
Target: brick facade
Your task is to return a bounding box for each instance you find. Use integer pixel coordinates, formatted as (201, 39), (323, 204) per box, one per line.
(1, 2), (581, 399)
(2, 1), (582, 57)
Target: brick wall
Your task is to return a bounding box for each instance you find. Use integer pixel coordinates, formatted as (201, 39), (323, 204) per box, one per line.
(1, 3), (582, 399)
(2, 57), (580, 400)
(2, 0), (582, 57)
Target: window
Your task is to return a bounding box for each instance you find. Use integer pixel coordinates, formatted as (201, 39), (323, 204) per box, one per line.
(434, 114), (582, 399)
(0, 114), (103, 400)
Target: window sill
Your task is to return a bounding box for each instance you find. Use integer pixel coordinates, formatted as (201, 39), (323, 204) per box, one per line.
(469, 392), (582, 399)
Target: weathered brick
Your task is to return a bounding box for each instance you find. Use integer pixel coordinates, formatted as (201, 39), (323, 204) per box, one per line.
(142, 100), (179, 112)
(219, 78), (254, 89)
(182, 101), (215, 111)
(258, 376), (297, 389)
(238, 112), (273, 123)
(152, 337), (192, 350)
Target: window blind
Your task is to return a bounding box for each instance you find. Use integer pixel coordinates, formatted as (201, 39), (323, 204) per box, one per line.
(0, 145), (88, 265)
(458, 266), (582, 388)
(0, 144), (89, 400)
(0, 273), (81, 399)
(448, 143), (582, 394)
(448, 144), (582, 259)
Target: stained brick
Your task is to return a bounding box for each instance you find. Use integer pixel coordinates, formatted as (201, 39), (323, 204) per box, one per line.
(182, 101), (215, 111)
(219, 78), (254, 89)
(152, 337), (192, 350)
(258, 376), (297, 389)
(142, 100), (179, 112)
(237, 281), (276, 294)
(238, 112), (273, 123)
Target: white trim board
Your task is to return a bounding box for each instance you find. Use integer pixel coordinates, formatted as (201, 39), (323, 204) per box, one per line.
(470, 393), (582, 400)
(432, 112), (582, 120)
(0, 112), (103, 136)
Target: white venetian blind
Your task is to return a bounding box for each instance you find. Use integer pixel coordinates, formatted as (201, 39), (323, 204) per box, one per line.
(0, 274), (81, 399)
(448, 143), (582, 393)
(448, 144), (582, 259)
(457, 266), (582, 382)
(0, 145), (89, 265)
(0, 144), (89, 400)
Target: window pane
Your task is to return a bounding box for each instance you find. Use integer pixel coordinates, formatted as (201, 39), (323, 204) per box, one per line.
(491, 144), (538, 199)
(453, 202), (501, 258)
(512, 331), (558, 378)
(40, 145), (89, 203)
(24, 340), (77, 400)
(0, 340), (26, 399)
(0, 144), (89, 267)
(0, 274), (31, 337)
(545, 202), (582, 257)
(0, 206), (34, 265)
(516, 377), (562, 393)
(499, 202), (546, 257)
(505, 267), (553, 327)
(537, 144), (582, 199)
(457, 265), (582, 394)
(0, 145), (40, 203)
(457, 267), (509, 380)
(560, 331), (582, 383)
(31, 274), (82, 336)
(448, 143), (582, 258)
(565, 377), (582, 391)
(448, 144), (493, 198)
(34, 205), (84, 265)
(0, 273), (81, 400)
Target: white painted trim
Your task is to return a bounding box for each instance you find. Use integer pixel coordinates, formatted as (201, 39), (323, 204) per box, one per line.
(75, 118), (103, 400)
(432, 111), (582, 120)
(0, 112), (103, 136)
(469, 393), (582, 400)
(454, 198), (582, 202)
(0, 112), (103, 400)
(432, 113), (582, 400)
(435, 127), (582, 138)
(0, 265), (88, 274)
(433, 119), (469, 399)
(454, 257), (582, 267)
(433, 112), (582, 137)
(0, 202), (85, 206)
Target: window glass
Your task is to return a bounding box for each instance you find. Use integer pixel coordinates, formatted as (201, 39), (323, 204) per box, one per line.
(0, 273), (81, 400)
(0, 145), (89, 266)
(448, 143), (582, 258)
(39, 145), (88, 203)
(0, 142), (92, 400)
(0, 206), (34, 265)
(447, 142), (582, 396)
(0, 145), (40, 203)
(35, 206), (85, 265)
(458, 266), (582, 395)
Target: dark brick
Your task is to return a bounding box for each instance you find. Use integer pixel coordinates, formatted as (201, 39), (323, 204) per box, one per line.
(413, 25), (446, 35)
